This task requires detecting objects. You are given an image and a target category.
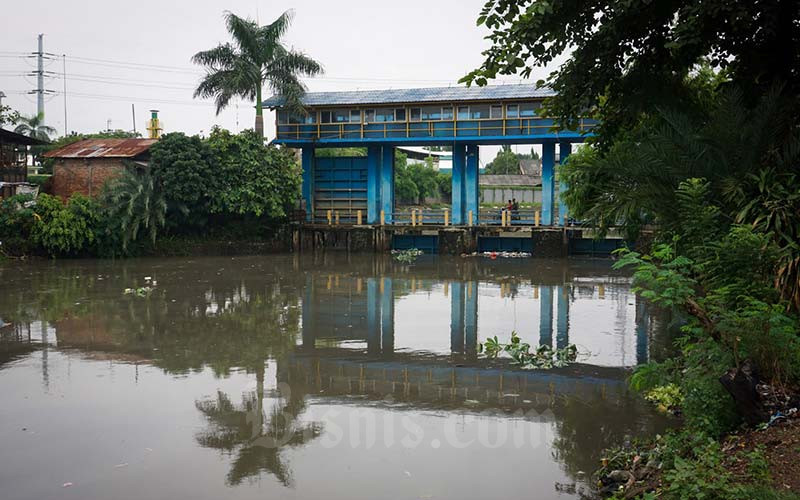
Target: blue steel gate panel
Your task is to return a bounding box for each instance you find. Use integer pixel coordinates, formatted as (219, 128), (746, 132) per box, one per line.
(314, 157), (368, 223)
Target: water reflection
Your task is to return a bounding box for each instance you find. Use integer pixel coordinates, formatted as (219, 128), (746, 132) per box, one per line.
(0, 255), (673, 500)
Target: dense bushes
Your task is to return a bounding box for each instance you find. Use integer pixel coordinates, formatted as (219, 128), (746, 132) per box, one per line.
(0, 128), (301, 259)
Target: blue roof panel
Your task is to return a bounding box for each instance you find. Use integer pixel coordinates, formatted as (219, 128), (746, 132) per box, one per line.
(262, 84), (555, 108)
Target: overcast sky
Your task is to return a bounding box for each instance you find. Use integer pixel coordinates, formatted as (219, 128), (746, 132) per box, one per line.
(2, 0), (565, 160)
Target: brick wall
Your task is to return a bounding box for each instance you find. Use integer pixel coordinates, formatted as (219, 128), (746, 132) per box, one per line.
(52, 159), (125, 199)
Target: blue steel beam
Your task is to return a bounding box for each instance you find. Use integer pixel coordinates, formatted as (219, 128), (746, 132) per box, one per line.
(539, 285), (553, 347)
(301, 147), (314, 221)
(451, 145), (466, 225)
(541, 143), (555, 225)
(558, 142), (572, 226)
(367, 146), (381, 224)
(465, 145), (479, 225)
(380, 147), (395, 224)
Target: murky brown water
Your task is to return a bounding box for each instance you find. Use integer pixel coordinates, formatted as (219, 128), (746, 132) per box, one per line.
(0, 254), (673, 500)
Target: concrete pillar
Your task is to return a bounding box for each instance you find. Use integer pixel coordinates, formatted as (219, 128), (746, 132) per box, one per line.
(380, 147), (395, 224)
(450, 281), (465, 353)
(464, 281), (478, 358)
(367, 146), (381, 224)
(541, 142), (555, 226)
(556, 285), (569, 349)
(301, 146), (314, 221)
(451, 144), (466, 225)
(539, 285), (553, 347)
(558, 142), (572, 226)
(380, 277), (394, 357)
(367, 278), (380, 354)
(465, 144), (479, 224)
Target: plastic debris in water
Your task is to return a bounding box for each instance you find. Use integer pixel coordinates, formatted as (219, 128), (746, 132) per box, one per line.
(62, 482), (73, 488)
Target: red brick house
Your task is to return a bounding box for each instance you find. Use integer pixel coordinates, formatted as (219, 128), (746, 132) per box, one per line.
(43, 138), (157, 198)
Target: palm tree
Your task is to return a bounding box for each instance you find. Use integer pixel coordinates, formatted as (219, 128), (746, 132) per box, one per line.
(192, 10), (323, 138)
(101, 167), (170, 251)
(14, 112), (55, 141)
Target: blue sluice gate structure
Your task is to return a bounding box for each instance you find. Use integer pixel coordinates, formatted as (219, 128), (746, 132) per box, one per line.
(264, 84), (595, 227)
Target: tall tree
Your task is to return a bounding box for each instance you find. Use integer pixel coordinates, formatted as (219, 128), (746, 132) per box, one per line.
(192, 10), (323, 138)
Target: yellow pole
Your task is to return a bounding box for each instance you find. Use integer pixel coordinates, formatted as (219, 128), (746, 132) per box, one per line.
(468, 210), (474, 227)
(380, 210), (385, 226)
(535, 210), (540, 227)
(335, 211), (340, 225)
(501, 210), (506, 227)
(357, 210), (362, 225)
(327, 210), (332, 225)
(444, 208), (449, 226)
(419, 209), (423, 225)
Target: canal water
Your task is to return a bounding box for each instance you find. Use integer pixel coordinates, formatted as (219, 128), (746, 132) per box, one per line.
(0, 254), (673, 500)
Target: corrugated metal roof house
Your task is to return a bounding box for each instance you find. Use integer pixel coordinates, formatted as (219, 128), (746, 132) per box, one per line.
(43, 138), (156, 199)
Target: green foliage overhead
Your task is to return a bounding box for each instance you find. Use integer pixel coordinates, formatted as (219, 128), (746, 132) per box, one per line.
(463, 0), (800, 142)
(207, 128), (301, 218)
(192, 10), (323, 137)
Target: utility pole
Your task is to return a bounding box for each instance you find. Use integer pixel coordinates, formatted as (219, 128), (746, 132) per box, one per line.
(62, 54), (68, 135)
(36, 34), (44, 119)
(131, 104), (137, 135)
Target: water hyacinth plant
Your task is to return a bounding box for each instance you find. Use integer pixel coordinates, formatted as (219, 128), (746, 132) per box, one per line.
(479, 331), (578, 369)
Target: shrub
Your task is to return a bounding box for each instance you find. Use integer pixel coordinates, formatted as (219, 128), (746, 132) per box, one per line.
(0, 193), (36, 239)
(149, 132), (214, 229)
(207, 128), (301, 219)
(30, 194), (101, 257)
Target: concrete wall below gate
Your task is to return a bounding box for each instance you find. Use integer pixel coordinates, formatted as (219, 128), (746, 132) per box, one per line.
(295, 224), (575, 257)
(52, 159), (126, 199)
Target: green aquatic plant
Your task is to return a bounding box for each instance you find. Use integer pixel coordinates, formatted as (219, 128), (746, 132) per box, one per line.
(392, 248), (423, 263)
(479, 331), (578, 369)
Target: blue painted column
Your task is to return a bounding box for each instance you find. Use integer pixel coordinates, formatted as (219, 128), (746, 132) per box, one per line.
(366, 278), (380, 354)
(367, 146), (381, 224)
(464, 281), (478, 358)
(558, 142), (572, 226)
(539, 285), (553, 347)
(541, 142), (555, 226)
(556, 285), (570, 349)
(380, 147), (395, 224)
(301, 146), (315, 221)
(380, 277), (394, 357)
(635, 296), (649, 365)
(450, 281), (465, 353)
(451, 144), (466, 225)
(465, 144), (479, 225)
